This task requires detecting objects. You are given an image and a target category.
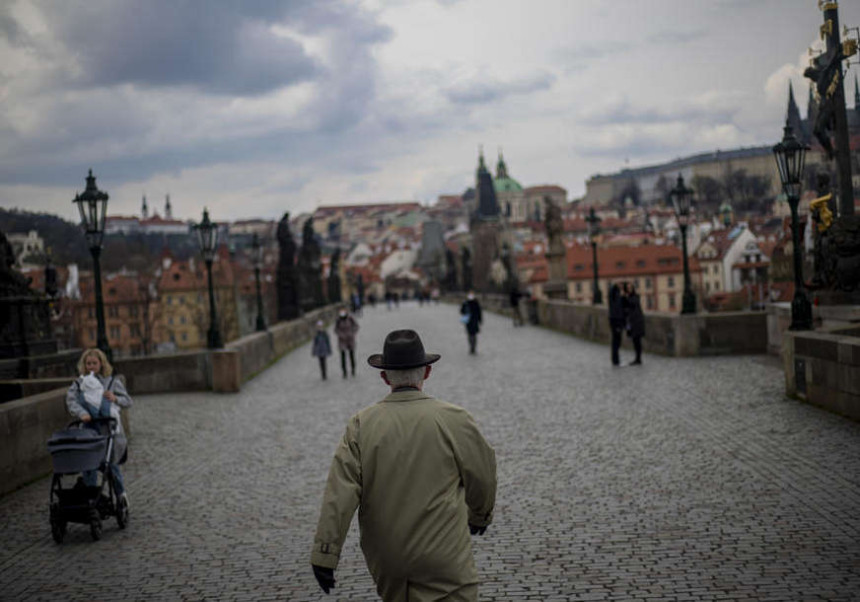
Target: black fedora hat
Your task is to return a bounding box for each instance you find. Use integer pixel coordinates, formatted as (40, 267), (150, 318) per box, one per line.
(367, 329), (441, 370)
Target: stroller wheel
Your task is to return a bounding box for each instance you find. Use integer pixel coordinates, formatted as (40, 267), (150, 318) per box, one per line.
(89, 511), (102, 541)
(116, 495), (129, 530)
(50, 504), (66, 544)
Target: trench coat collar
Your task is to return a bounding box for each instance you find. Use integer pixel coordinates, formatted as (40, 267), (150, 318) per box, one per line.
(382, 389), (433, 403)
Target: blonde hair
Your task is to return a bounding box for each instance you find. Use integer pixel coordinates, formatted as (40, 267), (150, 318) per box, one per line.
(77, 348), (113, 377)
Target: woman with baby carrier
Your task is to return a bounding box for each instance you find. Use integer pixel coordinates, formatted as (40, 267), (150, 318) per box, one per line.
(64, 348), (133, 505)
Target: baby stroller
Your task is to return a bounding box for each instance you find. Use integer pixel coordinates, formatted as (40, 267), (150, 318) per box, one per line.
(47, 417), (129, 542)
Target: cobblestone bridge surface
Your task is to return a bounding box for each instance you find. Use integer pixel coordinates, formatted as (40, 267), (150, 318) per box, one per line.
(2, 302), (860, 601)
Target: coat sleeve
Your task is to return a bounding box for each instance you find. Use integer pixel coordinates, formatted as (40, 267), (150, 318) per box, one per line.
(109, 376), (133, 409)
(311, 416), (362, 570)
(447, 409), (496, 528)
(65, 380), (88, 418)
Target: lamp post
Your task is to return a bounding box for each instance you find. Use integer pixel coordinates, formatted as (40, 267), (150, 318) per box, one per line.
(192, 208), (223, 348)
(585, 207), (603, 304)
(669, 174), (697, 314)
(252, 233), (266, 332)
(773, 122), (813, 331)
(72, 169), (112, 360)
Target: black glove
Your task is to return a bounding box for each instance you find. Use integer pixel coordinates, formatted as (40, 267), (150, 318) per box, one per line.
(312, 565), (335, 594)
(469, 524), (487, 535)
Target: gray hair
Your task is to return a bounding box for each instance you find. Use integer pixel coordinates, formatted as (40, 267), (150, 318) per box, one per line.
(384, 366), (426, 388)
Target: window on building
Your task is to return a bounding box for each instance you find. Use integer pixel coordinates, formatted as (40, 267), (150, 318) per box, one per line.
(715, 282), (720, 291)
(167, 296), (173, 305)
(88, 307), (94, 319)
(645, 278), (652, 289)
(130, 324), (141, 337)
(574, 264), (585, 271)
(89, 329), (96, 341)
(713, 265), (719, 274)
(616, 261), (625, 269)
(180, 316), (186, 325)
(575, 282), (582, 293)
(129, 306), (139, 318)
(109, 326), (121, 339)
(168, 317), (174, 325)
(169, 333), (176, 343)
(668, 276), (675, 288)
(181, 333), (188, 342)
(646, 295), (653, 310)
(705, 282), (710, 292)
(669, 294), (676, 308)
(179, 296), (185, 305)
(636, 260), (646, 268)
(108, 306), (119, 318)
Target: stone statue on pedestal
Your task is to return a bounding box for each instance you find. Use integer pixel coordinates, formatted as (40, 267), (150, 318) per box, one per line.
(276, 213), (300, 320)
(328, 248), (342, 304)
(461, 247), (473, 292)
(297, 218), (325, 311)
(543, 197), (569, 299)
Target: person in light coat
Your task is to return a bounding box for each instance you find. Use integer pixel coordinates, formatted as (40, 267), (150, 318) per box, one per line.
(310, 329), (497, 601)
(334, 307), (360, 378)
(65, 348), (132, 501)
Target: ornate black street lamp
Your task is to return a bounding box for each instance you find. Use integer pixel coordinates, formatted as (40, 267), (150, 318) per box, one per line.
(192, 208), (223, 348)
(252, 233), (266, 332)
(773, 122), (813, 331)
(585, 207), (603, 304)
(669, 174), (697, 314)
(72, 169), (112, 359)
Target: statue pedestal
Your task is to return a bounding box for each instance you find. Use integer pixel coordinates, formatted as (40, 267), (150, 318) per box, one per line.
(543, 281), (568, 300)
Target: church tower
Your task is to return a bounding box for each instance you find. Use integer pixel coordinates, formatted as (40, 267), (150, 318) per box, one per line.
(470, 147), (502, 292)
(165, 194), (173, 220)
(141, 195), (148, 219)
(786, 81), (807, 143)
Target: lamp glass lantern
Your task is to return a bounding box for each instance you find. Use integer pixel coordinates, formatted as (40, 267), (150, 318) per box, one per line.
(772, 124), (808, 198)
(669, 174), (694, 228)
(195, 208), (219, 262)
(73, 169), (109, 249)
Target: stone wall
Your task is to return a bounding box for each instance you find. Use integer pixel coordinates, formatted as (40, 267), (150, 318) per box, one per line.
(783, 326), (860, 420)
(451, 293), (769, 357)
(0, 349), (81, 380)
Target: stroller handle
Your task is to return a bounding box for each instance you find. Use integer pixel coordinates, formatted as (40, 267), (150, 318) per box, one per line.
(68, 417), (118, 429)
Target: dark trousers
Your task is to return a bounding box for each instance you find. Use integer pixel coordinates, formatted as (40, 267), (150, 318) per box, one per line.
(611, 327), (623, 365)
(468, 333), (477, 354)
(341, 349), (355, 377)
(318, 357), (327, 380)
(632, 336), (642, 362)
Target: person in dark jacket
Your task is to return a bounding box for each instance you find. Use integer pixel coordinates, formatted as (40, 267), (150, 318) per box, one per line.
(608, 284), (625, 366)
(509, 288), (523, 327)
(624, 283), (645, 365)
(312, 321), (333, 380)
(460, 291), (483, 355)
(334, 308), (360, 378)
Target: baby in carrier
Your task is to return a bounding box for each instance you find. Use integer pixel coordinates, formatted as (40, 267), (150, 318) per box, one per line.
(65, 348), (133, 503)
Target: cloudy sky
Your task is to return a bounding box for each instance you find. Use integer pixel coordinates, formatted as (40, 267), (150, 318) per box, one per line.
(1, 0), (859, 223)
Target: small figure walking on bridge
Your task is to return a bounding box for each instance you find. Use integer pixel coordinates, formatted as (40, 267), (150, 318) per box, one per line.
(623, 282), (645, 366)
(609, 283), (625, 366)
(460, 291), (483, 355)
(311, 320), (332, 380)
(311, 329), (497, 601)
(334, 307), (360, 378)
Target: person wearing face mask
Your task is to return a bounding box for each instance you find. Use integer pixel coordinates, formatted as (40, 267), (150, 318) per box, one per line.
(334, 307), (360, 378)
(460, 291), (483, 355)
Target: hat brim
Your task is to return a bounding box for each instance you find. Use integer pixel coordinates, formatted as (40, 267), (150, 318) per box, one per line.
(367, 353), (441, 370)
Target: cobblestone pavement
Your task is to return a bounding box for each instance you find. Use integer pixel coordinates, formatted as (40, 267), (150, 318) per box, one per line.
(2, 302), (860, 601)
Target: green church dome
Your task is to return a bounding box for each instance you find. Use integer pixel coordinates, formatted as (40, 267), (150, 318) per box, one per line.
(494, 177), (523, 193)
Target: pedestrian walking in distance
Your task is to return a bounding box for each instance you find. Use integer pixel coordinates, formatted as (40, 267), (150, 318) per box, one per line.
(624, 283), (645, 365)
(509, 287), (524, 327)
(311, 329), (497, 601)
(312, 320), (332, 380)
(608, 283), (625, 366)
(460, 291), (483, 355)
(334, 307), (360, 378)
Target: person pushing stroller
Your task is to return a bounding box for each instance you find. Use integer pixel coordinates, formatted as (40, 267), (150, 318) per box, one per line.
(65, 348), (132, 504)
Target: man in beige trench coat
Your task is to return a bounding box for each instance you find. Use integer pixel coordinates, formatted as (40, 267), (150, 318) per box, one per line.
(311, 329), (497, 601)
